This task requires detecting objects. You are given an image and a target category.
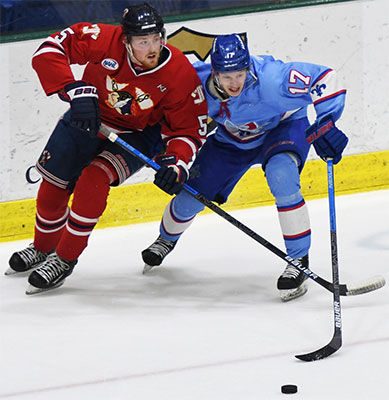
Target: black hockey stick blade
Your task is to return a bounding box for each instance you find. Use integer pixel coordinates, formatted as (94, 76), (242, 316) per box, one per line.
(295, 333), (342, 362)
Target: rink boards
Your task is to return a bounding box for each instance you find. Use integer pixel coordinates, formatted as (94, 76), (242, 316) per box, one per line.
(1, 150), (388, 243)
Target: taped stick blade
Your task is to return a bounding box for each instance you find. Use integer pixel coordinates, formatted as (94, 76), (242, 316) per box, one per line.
(295, 335), (341, 362)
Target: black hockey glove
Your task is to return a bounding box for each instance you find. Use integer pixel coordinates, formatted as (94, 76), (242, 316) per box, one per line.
(154, 154), (189, 195)
(61, 81), (101, 138)
(305, 114), (348, 164)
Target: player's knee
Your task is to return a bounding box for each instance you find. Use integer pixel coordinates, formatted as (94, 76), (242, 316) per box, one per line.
(266, 153), (301, 199)
(36, 180), (71, 219)
(173, 191), (204, 220)
(73, 163), (114, 215)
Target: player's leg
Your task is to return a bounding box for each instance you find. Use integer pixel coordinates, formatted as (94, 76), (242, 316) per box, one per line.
(262, 117), (311, 301)
(142, 135), (255, 271)
(27, 158), (119, 293)
(27, 124), (162, 293)
(265, 152), (310, 300)
(141, 190), (205, 270)
(22, 114), (105, 292)
(7, 180), (71, 275)
(7, 113), (101, 276)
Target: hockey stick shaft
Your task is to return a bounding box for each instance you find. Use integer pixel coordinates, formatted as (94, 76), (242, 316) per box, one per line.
(327, 159), (342, 339)
(296, 159), (342, 361)
(104, 132), (384, 296)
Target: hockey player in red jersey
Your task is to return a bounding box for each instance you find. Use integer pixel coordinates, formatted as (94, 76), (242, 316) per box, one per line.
(6, 3), (208, 294)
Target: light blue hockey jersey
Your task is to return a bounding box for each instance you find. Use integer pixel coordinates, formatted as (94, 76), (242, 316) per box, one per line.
(194, 55), (346, 150)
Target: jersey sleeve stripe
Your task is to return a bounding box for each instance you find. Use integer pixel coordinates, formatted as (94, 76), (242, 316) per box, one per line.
(34, 37), (65, 52)
(311, 68), (332, 86)
(313, 89), (346, 105)
(164, 137), (199, 158)
(280, 108), (302, 121)
(163, 134), (205, 150)
(33, 47), (67, 58)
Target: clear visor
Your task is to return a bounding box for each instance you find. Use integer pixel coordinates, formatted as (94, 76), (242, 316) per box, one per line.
(125, 28), (166, 46)
(129, 33), (164, 51)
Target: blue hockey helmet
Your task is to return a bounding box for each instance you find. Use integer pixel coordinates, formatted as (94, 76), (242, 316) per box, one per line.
(211, 34), (250, 72)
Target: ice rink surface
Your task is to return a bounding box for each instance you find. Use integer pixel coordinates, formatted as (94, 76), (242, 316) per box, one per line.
(1, 189), (388, 400)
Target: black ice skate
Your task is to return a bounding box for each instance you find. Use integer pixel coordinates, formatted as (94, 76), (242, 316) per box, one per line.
(6, 243), (50, 275)
(142, 235), (177, 273)
(26, 252), (77, 295)
(277, 254), (309, 302)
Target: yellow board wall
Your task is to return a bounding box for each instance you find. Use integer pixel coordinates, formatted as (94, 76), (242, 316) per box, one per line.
(1, 151), (388, 243)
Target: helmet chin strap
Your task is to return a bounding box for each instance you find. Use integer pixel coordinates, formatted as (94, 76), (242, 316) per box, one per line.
(212, 72), (230, 99)
(123, 38), (142, 65)
(126, 43), (142, 65)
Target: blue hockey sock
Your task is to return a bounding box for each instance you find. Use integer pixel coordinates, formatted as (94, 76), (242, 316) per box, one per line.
(160, 191), (204, 242)
(265, 153), (311, 258)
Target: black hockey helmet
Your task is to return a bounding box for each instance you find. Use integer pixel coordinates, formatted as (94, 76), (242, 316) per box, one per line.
(121, 2), (165, 38)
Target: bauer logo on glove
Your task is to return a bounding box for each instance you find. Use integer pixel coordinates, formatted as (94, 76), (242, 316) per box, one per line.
(60, 81), (101, 138)
(305, 114), (348, 164)
(305, 119), (334, 144)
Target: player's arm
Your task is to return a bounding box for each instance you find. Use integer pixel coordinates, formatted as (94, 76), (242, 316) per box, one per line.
(306, 65), (348, 164)
(31, 23), (106, 136)
(32, 22), (106, 94)
(153, 68), (208, 195)
(281, 62), (349, 164)
(308, 67), (346, 122)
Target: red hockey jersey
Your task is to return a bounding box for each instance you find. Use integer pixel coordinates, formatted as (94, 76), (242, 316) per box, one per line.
(32, 23), (208, 164)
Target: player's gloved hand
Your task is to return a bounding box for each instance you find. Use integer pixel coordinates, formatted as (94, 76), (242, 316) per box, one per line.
(61, 81), (101, 138)
(305, 114), (348, 164)
(153, 154), (189, 195)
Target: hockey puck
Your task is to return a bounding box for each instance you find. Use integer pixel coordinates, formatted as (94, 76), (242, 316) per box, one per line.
(281, 384), (298, 394)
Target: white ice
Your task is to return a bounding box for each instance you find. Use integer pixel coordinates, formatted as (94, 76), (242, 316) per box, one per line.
(0, 190), (388, 400)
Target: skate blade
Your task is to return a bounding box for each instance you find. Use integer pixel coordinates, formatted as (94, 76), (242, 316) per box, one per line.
(4, 267), (35, 276)
(5, 263), (44, 276)
(279, 284), (308, 302)
(4, 267), (37, 276)
(25, 281), (65, 295)
(4, 267), (19, 276)
(143, 264), (155, 274)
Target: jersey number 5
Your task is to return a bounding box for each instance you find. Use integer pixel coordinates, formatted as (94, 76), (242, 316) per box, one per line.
(288, 70), (311, 95)
(54, 27), (75, 43)
(197, 115), (208, 137)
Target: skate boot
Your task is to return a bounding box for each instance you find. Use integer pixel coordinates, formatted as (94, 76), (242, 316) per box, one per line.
(26, 252), (77, 295)
(142, 235), (177, 273)
(277, 254), (309, 302)
(6, 243), (50, 275)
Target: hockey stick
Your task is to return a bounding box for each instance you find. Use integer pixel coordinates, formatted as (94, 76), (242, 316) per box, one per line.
(103, 131), (385, 296)
(296, 159), (342, 361)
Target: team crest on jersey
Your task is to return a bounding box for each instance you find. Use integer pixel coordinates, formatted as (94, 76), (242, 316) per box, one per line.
(101, 58), (119, 71)
(39, 150), (51, 166)
(105, 76), (153, 115)
(311, 83), (326, 97)
(224, 120), (269, 142)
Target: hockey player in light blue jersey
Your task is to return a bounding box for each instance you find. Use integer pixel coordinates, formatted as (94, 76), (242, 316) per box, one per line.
(143, 33), (348, 301)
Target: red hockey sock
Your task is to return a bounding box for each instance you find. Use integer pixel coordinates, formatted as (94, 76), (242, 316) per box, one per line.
(56, 159), (118, 261)
(34, 180), (72, 253)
